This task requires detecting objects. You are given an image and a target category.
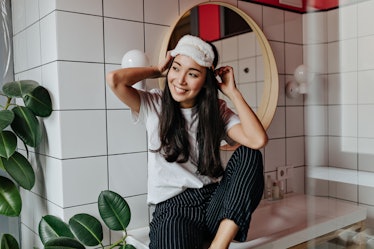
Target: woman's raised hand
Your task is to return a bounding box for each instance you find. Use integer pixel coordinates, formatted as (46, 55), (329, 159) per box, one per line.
(158, 51), (173, 77)
(215, 66), (237, 98)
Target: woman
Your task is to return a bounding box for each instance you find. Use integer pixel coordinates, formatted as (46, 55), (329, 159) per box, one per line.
(106, 35), (267, 249)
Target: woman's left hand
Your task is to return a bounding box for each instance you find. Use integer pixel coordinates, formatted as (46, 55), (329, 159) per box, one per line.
(215, 66), (237, 98)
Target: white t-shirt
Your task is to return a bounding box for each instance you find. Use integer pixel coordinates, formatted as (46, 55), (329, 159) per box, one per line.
(132, 89), (240, 204)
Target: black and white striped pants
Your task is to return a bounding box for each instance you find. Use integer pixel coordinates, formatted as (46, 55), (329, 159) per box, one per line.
(149, 146), (265, 249)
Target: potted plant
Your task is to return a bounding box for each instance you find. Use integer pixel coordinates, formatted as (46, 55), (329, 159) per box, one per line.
(0, 80), (52, 249)
(38, 190), (136, 249)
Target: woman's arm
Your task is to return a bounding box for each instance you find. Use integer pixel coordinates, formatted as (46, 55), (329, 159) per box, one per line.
(106, 52), (172, 112)
(215, 66), (268, 149)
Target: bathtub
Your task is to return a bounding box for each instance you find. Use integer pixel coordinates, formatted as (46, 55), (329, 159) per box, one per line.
(126, 194), (367, 249)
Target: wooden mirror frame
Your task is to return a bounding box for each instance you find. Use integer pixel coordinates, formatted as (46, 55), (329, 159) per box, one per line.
(159, 1), (278, 130)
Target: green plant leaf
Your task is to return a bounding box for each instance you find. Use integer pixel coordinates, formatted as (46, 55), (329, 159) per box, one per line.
(2, 80), (39, 98)
(10, 106), (42, 148)
(0, 131), (17, 159)
(69, 213), (103, 247)
(98, 190), (131, 231)
(44, 237), (85, 249)
(0, 234), (20, 249)
(122, 244), (136, 249)
(23, 86), (52, 117)
(0, 110), (14, 131)
(2, 151), (35, 190)
(0, 176), (21, 216)
(38, 215), (75, 245)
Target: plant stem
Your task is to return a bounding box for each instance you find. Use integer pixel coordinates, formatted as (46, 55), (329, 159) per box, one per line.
(107, 237), (125, 249)
(4, 97), (12, 110)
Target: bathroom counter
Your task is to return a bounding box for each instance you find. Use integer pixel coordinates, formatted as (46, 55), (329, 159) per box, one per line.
(126, 194), (367, 249)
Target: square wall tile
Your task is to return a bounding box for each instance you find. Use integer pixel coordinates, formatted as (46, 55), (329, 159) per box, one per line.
(42, 110), (62, 159)
(285, 12), (302, 44)
(337, 3), (357, 41)
(25, 0), (39, 26)
(305, 74), (327, 106)
(221, 36), (238, 63)
(359, 185), (374, 206)
(104, 0), (143, 21)
(358, 70), (374, 104)
(267, 107), (285, 139)
(11, 0), (26, 34)
(104, 18), (144, 64)
(46, 61), (106, 111)
(285, 43), (303, 75)
(56, 11), (104, 62)
(305, 136), (328, 166)
(263, 6), (284, 42)
(304, 43), (328, 74)
(238, 83), (257, 109)
(49, 110), (107, 159)
(56, 61), (106, 110)
(358, 35), (374, 71)
(327, 8), (339, 42)
(26, 23), (42, 69)
(305, 105), (327, 136)
(108, 152), (148, 197)
(56, 0), (102, 15)
(288, 166), (305, 194)
(41, 157), (64, 205)
(358, 105), (374, 138)
(144, 0), (178, 26)
(12, 30), (27, 73)
(264, 138), (286, 172)
(238, 32), (256, 59)
(328, 136), (357, 170)
(40, 11), (58, 64)
(328, 105), (357, 137)
(328, 72), (357, 105)
(329, 39), (358, 73)
(358, 0), (374, 37)
(358, 138), (374, 172)
(13, 23), (41, 73)
(303, 11), (327, 44)
(62, 156), (108, 207)
(107, 110), (147, 154)
(286, 137), (304, 167)
(286, 106), (304, 137)
(238, 58), (256, 83)
(269, 41), (284, 74)
(145, 23), (170, 66)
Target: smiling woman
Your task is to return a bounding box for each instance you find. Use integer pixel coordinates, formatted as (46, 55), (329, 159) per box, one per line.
(159, 1), (278, 131)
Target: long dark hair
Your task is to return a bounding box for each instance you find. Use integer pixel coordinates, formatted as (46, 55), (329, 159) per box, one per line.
(154, 42), (225, 178)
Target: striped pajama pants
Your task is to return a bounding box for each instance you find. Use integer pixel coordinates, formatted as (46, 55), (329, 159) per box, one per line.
(149, 146), (265, 249)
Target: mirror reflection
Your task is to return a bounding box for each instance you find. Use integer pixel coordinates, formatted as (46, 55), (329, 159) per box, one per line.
(168, 3), (265, 114)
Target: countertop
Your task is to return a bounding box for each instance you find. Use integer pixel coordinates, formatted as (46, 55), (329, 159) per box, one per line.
(126, 194), (367, 249)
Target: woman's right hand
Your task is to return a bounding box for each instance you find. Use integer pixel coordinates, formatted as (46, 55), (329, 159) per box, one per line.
(158, 51), (173, 77)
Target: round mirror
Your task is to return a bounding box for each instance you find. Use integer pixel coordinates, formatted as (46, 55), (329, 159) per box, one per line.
(159, 1), (278, 131)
